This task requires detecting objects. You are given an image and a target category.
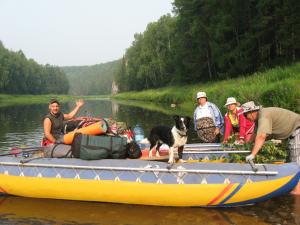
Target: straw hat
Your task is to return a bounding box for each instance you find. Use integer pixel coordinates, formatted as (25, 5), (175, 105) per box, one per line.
(241, 101), (261, 113)
(224, 97), (240, 107)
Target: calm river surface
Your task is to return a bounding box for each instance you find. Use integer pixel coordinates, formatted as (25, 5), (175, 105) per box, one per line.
(0, 99), (299, 225)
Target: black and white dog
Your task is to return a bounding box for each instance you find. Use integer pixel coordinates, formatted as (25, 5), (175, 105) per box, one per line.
(148, 115), (191, 164)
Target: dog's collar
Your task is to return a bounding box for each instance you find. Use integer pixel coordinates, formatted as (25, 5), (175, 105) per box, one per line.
(176, 129), (187, 137)
(172, 126), (188, 137)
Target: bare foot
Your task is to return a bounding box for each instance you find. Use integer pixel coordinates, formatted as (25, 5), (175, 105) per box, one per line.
(148, 150), (153, 158)
(290, 182), (300, 195)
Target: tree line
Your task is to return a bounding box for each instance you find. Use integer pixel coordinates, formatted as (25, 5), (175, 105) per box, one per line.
(0, 41), (69, 94)
(62, 60), (120, 95)
(115, 0), (300, 92)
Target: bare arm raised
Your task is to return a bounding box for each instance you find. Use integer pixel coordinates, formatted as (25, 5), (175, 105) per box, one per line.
(64, 99), (85, 120)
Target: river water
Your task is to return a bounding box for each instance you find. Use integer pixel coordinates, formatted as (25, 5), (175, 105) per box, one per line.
(0, 99), (299, 225)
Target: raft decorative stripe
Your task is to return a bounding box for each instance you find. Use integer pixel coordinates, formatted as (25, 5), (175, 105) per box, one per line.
(0, 186), (7, 194)
(219, 183), (243, 205)
(223, 172), (300, 207)
(207, 183), (235, 206)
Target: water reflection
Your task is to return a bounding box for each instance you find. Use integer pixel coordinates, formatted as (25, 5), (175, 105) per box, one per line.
(229, 195), (300, 225)
(0, 195), (299, 225)
(0, 104), (47, 148)
(0, 100), (115, 150)
(0, 99), (197, 150)
(0, 100), (299, 224)
(112, 100), (197, 140)
(0, 196), (272, 225)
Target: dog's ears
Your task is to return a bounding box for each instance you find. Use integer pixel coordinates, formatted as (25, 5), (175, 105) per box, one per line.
(185, 116), (192, 122)
(185, 116), (192, 127)
(173, 115), (180, 121)
(174, 115), (192, 122)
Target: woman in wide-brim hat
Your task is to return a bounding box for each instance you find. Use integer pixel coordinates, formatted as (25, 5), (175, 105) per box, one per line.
(223, 97), (255, 144)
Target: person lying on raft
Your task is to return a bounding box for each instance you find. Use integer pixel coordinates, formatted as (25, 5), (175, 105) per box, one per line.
(43, 99), (85, 146)
(223, 97), (255, 144)
(242, 101), (300, 195)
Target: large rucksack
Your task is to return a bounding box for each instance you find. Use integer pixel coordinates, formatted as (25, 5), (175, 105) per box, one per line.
(44, 143), (73, 158)
(63, 117), (101, 134)
(71, 133), (141, 160)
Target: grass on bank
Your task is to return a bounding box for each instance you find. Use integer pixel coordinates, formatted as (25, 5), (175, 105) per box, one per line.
(113, 63), (300, 114)
(0, 94), (108, 107)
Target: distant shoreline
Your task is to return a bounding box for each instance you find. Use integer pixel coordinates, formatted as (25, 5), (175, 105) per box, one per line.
(0, 94), (108, 107)
(1, 63), (299, 114)
(113, 63), (300, 114)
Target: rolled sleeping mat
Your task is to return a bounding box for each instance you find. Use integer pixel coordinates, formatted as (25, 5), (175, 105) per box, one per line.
(63, 121), (108, 144)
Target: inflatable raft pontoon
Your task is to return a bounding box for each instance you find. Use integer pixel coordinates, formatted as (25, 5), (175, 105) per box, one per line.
(0, 153), (299, 207)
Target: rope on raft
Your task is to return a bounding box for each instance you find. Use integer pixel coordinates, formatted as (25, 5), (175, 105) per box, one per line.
(0, 161), (278, 175)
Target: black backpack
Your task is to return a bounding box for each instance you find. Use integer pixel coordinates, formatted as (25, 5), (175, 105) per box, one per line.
(71, 133), (141, 160)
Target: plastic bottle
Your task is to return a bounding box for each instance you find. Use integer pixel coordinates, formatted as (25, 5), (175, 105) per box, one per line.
(133, 124), (144, 143)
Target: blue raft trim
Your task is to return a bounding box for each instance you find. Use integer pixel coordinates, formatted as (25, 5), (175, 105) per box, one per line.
(219, 183), (243, 205)
(218, 171), (300, 207)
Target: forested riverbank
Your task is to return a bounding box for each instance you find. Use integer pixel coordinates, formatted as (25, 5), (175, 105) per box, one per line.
(114, 1), (300, 92)
(1, 1), (299, 98)
(62, 61), (120, 95)
(0, 94), (107, 107)
(1, 63), (298, 113)
(114, 63), (300, 113)
(0, 42), (69, 94)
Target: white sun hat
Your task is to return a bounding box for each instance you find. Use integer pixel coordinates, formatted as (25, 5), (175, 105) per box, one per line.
(224, 97), (240, 106)
(241, 101), (261, 113)
(196, 91), (207, 99)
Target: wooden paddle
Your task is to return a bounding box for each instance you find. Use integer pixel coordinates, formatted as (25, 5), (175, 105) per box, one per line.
(0, 146), (44, 157)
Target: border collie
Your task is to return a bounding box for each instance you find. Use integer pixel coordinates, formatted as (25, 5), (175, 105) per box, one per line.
(148, 115), (191, 164)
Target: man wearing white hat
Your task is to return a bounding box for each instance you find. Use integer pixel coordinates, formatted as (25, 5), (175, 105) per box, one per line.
(242, 101), (300, 194)
(193, 91), (224, 143)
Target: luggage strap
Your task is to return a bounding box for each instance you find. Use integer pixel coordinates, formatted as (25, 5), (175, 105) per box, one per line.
(51, 144), (72, 158)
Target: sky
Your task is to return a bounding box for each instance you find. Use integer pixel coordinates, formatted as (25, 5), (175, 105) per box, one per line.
(0, 0), (173, 66)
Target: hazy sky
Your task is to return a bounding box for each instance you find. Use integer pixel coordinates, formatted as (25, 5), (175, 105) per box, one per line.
(0, 0), (173, 66)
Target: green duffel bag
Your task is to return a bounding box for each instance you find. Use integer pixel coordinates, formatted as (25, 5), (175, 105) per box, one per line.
(72, 133), (128, 160)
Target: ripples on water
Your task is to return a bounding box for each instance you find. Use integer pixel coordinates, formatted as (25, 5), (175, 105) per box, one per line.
(0, 100), (299, 225)
(2, 130), (44, 150)
(0, 195), (299, 225)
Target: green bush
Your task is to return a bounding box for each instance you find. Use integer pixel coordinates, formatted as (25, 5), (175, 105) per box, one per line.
(260, 79), (300, 112)
(223, 140), (288, 164)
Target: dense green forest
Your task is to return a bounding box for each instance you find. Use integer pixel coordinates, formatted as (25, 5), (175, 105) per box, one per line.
(1, 0), (299, 96)
(62, 60), (120, 95)
(115, 63), (300, 113)
(0, 41), (69, 94)
(115, 0), (300, 91)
